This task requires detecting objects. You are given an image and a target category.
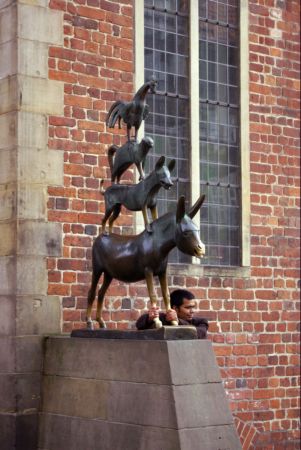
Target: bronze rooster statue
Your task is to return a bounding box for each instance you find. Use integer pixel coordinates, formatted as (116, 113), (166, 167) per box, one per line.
(106, 79), (157, 141)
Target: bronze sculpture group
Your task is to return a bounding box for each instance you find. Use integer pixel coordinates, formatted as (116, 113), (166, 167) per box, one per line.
(86, 81), (206, 330)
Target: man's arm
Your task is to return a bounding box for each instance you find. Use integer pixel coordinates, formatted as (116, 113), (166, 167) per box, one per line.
(136, 313), (154, 330)
(136, 306), (162, 329)
(191, 317), (209, 339)
(136, 308), (173, 330)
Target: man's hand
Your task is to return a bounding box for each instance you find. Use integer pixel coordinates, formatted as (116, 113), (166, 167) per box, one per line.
(165, 309), (178, 323)
(148, 306), (159, 323)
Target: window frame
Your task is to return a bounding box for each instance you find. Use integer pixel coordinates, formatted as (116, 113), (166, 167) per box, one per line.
(134, 0), (250, 275)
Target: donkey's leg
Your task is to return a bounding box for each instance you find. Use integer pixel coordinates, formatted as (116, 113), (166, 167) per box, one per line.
(146, 207), (158, 233)
(86, 270), (102, 329)
(142, 206), (152, 233)
(159, 272), (178, 326)
(108, 205), (121, 234)
(96, 272), (112, 328)
(145, 268), (162, 328)
(150, 206), (158, 221)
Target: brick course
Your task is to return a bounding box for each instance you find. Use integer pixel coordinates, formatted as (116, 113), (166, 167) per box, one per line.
(47, 0), (300, 448)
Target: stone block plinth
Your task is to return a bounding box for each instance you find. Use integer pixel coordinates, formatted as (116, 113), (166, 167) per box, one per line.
(39, 333), (242, 450)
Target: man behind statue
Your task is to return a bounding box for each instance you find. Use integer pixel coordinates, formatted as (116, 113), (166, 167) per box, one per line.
(136, 289), (209, 339)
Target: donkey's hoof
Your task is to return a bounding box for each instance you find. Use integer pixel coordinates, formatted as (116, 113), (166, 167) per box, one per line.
(171, 320), (178, 326)
(98, 319), (106, 329)
(146, 224), (153, 233)
(87, 320), (94, 330)
(153, 318), (163, 329)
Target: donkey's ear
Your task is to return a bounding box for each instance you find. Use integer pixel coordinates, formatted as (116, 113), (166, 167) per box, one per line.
(167, 159), (176, 173)
(176, 196), (186, 223)
(155, 155), (165, 170)
(188, 195), (206, 219)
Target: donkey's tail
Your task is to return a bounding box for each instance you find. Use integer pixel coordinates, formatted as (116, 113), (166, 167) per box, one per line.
(100, 179), (105, 195)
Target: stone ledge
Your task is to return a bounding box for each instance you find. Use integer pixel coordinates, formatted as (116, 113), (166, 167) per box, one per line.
(169, 263), (251, 278)
(71, 326), (198, 341)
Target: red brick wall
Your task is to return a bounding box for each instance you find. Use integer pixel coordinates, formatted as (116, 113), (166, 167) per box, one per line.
(47, 0), (300, 448)
(47, 0), (137, 326)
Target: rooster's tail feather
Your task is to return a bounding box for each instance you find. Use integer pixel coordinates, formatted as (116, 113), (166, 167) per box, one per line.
(106, 100), (124, 128)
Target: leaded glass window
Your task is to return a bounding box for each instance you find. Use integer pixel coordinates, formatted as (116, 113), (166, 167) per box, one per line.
(143, 0), (241, 266)
(199, 0), (240, 266)
(144, 0), (190, 263)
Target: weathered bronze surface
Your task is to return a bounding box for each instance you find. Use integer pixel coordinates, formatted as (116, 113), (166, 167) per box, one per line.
(108, 137), (153, 183)
(105, 79), (157, 141)
(86, 195), (205, 329)
(100, 156), (176, 233)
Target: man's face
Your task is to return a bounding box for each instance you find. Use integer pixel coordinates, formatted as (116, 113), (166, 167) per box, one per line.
(174, 298), (196, 322)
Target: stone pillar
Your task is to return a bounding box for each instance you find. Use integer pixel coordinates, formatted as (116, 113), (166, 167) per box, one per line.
(0, 1), (64, 448)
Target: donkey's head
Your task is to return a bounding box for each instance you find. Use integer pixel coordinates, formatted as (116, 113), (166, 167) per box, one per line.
(154, 156), (176, 190)
(175, 195), (206, 258)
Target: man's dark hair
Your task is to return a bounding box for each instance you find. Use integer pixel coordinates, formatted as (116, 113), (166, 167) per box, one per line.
(170, 289), (195, 309)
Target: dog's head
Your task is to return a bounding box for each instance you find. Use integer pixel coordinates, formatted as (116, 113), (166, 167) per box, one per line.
(154, 156), (176, 190)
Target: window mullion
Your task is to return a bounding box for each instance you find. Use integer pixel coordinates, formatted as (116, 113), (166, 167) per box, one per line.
(134, 0), (145, 233)
(240, 0), (250, 266)
(134, 0), (145, 142)
(190, 0), (201, 248)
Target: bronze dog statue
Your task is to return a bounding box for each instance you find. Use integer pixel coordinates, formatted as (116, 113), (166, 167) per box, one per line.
(86, 195), (206, 329)
(100, 156), (176, 233)
(108, 137), (153, 184)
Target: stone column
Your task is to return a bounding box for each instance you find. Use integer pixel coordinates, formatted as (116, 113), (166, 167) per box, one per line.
(0, 1), (64, 448)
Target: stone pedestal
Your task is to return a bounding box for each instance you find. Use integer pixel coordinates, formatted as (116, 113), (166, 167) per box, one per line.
(39, 331), (242, 450)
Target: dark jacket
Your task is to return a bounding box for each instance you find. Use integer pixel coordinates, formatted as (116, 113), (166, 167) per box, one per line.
(136, 313), (209, 339)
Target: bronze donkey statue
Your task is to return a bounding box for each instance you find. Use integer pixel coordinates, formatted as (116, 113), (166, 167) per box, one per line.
(100, 156), (176, 234)
(106, 79), (157, 141)
(108, 136), (153, 184)
(86, 194), (206, 330)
